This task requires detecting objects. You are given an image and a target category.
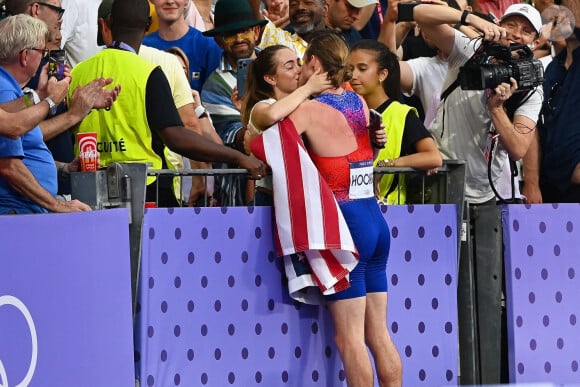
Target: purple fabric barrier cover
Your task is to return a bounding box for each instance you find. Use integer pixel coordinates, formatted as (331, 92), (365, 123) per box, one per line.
(0, 209), (135, 387)
(502, 204), (580, 383)
(137, 205), (458, 386)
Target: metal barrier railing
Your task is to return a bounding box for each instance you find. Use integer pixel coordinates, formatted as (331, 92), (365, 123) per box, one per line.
(148, 160), (466, 259)
(147, 159), (466, 209)
(146, 168), (245, 207)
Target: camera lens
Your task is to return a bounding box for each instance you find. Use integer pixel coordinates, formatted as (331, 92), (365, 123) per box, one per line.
(480, 64), (512, 89)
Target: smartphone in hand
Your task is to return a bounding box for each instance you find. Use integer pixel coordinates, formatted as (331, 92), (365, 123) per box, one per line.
(48, 50), (66, 80)
(369, 109), (382, 131)
(236, 58), (253, 98)
(369, 109), (385, 148)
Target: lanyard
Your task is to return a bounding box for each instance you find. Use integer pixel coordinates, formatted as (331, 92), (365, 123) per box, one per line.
(376, 1), (384, 26)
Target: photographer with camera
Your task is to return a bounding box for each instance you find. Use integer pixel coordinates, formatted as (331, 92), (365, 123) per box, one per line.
(405, 1), (543, 204)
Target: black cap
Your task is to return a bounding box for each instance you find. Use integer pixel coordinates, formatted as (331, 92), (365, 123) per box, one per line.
(110, 0), (150, 31)
(97, 0), (114, 46)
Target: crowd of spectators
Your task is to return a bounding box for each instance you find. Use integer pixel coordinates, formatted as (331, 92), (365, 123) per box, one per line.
(0, 0), (578, 214)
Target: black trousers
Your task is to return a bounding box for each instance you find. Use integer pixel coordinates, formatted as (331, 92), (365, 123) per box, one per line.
(541, 182), (580, 203)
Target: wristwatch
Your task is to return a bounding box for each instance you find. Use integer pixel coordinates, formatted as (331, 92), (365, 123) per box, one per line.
(195, 104), (208, 119)
(44, 97), (57, 116)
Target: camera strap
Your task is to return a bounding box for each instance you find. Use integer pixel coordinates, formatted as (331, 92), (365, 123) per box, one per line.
(439, 54), (479, 138)
(439, 57), (478, 103)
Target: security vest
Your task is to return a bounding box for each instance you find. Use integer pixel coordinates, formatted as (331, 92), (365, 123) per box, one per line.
(70, 48), (163, 185)
(374, 101), (417, 204)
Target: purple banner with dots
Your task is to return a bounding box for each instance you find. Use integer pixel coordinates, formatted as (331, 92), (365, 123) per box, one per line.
(0, 210), (135, 387)
(502, 204), (580, 383)
(136, 204), (458, 386)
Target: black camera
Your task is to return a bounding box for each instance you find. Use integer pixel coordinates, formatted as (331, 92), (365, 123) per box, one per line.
(459, 41), (544, 91)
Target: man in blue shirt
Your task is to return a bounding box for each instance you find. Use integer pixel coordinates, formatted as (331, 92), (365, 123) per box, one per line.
(144, 0), (223, 92)
(0, 14), (91, 214)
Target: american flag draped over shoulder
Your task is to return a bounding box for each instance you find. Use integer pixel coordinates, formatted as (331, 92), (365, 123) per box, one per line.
(250, 118), (359, 305)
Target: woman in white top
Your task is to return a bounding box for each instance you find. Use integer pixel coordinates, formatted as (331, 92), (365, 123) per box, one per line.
(241, 44), (331, 204)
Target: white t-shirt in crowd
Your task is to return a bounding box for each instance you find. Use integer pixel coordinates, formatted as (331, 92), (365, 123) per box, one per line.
(60, 0), (103, 67)
(406, 55), (448, 128)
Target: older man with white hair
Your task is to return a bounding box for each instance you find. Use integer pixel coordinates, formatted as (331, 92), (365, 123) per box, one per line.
(0, 14), (91, 213)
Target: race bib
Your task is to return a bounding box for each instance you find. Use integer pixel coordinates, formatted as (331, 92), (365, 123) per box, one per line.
(349, 160), (374, 199)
